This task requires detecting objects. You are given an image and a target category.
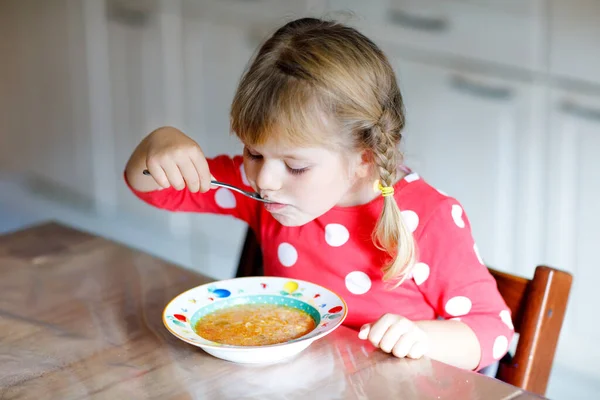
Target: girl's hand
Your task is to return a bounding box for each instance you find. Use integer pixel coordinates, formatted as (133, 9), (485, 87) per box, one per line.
(358, 314), (429, 359)
(125, 126), (213, 193)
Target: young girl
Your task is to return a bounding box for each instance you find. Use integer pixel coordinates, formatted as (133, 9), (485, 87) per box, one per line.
(125, 17), (513, 371)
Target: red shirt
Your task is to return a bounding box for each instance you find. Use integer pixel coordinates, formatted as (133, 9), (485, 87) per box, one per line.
(126, 155), (514, 370)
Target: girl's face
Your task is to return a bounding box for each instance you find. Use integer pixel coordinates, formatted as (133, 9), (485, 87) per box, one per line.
(242, 137), (373, 227)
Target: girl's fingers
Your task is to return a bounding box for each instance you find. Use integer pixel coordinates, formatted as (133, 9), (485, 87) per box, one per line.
(178, 158), (201, 193)
(358, 324), (371, 340)
(406, 341), (428, 359)
(378, 319), (413, 353)
(189, 148), (212, 193)
(365, 315), (397, 348)
(391, 330), (422, 359)
(162, 159), (186, 190)
(146, 160), (170, 189)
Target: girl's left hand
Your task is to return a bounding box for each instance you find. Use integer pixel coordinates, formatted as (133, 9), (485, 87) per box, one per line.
(358, 314), (429, 359)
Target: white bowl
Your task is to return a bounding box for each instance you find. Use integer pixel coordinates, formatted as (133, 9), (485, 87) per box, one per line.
(162, 276), (347, 364)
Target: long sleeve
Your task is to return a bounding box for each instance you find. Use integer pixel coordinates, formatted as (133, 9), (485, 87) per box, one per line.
(124, 155), (260, 230)
(413, 198), (514, 371)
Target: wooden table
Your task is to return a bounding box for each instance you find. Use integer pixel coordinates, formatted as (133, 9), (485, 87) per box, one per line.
(0, 222), (545, 399)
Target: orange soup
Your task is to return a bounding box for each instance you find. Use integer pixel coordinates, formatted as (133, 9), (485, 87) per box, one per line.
(194, 304), (316, 346)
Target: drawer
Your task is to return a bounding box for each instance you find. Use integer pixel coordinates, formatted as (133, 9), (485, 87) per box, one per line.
(183, 0), (318, 25)
(327, 0), (542, 70)
(549, 0), (600, 85)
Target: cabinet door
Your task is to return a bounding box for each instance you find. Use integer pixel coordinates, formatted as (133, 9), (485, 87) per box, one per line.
(545, 88), (600, 370)
(185, 21), (254, 156)
(391, 57), (541, 275)
(183, 0), (318, 25)
(0, 0), (94, 201)
(549, 0), (600, 86)
(181, 15), (268, 279)
(327, 0), (543, 71)
(106, 0), (174, 227)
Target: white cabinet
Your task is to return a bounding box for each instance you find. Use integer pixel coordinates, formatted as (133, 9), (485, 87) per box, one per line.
(105, 0), (174, 226)
(549, 0), (600, 85)
(181, 15), (258, 279)
(545, 88), (600, 361)
(0, 0), (95, 201)
(183, 0), (315, 25)
(327, 0), (544, 71)
(183, 20), (253, 156)
(391, 57), (541, 275)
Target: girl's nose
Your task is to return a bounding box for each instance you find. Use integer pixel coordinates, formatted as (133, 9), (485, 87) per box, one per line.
(255, 161), (283, 193)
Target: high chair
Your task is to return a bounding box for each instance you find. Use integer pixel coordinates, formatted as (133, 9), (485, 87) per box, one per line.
(235, 228), (573, 396)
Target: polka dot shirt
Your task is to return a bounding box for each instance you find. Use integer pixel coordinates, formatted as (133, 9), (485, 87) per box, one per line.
(126, 155), (514, 370)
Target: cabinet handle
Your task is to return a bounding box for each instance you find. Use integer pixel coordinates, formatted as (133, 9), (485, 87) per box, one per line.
(561, 100), (600, 123)
(387, 9), (449, 33)
(106, 0), (151, 27)
(449, 75), (514, 101)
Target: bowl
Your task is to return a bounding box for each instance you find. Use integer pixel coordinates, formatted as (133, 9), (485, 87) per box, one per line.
(162, 276), (347, 364)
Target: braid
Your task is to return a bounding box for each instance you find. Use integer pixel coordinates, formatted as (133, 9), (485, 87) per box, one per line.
(373, 124), (398, 187)
(370, 107), (417, 287)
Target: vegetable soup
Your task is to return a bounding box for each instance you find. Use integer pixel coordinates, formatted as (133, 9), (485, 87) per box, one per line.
(194, 303), (316, 346)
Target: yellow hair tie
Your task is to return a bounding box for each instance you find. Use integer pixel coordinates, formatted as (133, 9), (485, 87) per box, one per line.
(378, 182), (395, 197)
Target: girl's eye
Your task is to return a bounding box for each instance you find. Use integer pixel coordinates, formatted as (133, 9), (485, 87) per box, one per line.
(244, 147), (308, 175)
(244, 148), (262, 160)
(287, 166), (308, 176)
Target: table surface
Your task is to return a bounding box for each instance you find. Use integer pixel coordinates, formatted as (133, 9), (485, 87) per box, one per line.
(0, 222), (545, 399)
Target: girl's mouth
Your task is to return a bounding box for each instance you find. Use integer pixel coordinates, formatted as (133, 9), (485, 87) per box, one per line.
(264, 202), (287, 212)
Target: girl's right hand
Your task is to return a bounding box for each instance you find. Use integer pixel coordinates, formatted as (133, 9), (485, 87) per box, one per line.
(125, 126), (213, 193)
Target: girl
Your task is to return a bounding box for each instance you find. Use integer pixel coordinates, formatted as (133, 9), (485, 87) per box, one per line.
(125, 17), (513, 371)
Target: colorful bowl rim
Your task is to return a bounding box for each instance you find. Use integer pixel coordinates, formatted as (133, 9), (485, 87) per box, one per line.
(162, 276), (349, 351)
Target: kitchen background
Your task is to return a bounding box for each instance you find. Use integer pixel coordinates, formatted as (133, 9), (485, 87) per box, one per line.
(1, 0), (599, 398)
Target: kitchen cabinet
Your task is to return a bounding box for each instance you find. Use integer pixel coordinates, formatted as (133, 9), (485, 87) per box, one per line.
(391, 58), (540, 275)
(0, 0), (95, 203)
(544, 87), (600, 369)
(549, 0), (600, 86)
(327, 0), (545, 71)
(104, 0), (175, 228)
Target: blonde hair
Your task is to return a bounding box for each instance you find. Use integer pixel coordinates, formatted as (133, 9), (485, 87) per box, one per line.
(230, 18), (417, 287)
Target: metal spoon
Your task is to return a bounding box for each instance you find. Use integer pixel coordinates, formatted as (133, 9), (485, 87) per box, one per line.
(142, 169), (273, 203)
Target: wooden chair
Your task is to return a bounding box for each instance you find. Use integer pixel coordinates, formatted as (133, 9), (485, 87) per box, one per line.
(235, 228), (263, 278)
(235, 228), (573, 396)
(488, 265), (572, 396)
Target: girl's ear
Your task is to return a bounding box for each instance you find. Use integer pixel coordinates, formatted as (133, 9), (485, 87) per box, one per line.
(355, 149), (374, 179)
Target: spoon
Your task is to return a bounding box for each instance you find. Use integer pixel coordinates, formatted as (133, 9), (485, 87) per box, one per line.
(142, 169), (273, 203)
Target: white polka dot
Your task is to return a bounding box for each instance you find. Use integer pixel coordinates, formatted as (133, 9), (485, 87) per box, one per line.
(277, 242), (298, 267)
(499, 310), (514, 330)
(493, 335), (509, 360)
(401, 210), (419, 233)
(240, 164), (250, 186)
(445, 296), (472, 317)
(412, 262), (430, 286)
(474, 243), (484, 265)
(215, 188), (236, 209)
(345, 271), (372, 295)
(325, 223), (350, 247)
(451, 204), (465, 228)
(404, 173), (420, 183)
(449, 317), (461, 321)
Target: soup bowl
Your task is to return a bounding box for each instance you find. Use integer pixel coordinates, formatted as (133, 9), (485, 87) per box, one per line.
(162, 276), (347, 364)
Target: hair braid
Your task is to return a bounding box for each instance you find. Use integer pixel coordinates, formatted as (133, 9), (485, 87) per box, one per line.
(371, 108), (417, 287)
